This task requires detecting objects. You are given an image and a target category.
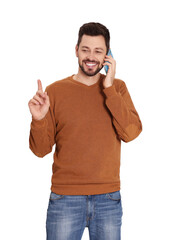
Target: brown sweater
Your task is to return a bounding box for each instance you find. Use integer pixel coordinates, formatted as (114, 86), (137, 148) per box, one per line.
(29, 74), (142, 195)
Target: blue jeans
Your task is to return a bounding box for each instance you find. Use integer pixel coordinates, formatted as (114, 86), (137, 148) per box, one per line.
(46, 190), (123, 240)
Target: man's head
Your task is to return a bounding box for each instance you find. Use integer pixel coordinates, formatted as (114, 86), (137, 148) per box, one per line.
(76, 22), (110, 77)
(77, 22), (110, 54)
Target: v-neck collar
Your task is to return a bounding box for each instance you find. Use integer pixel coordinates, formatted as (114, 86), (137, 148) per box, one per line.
(69, 74), (104, 88)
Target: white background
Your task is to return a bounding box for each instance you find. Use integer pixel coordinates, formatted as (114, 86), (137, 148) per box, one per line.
(0, 0), (173, 239)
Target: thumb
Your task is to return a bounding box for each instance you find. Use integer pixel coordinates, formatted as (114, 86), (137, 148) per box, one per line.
(45, 92), (50, 105)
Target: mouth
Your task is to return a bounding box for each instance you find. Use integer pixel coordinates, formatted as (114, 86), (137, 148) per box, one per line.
(84, 61), (98, 69)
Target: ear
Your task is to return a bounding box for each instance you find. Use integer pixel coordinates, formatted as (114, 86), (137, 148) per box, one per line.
(75, 45), (79, 57)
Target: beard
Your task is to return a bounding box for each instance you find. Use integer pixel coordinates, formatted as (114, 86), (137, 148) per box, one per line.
(79, 60), (104, 77)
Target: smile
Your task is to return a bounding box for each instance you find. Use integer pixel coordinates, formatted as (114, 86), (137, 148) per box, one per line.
(85, 62), (97, 68)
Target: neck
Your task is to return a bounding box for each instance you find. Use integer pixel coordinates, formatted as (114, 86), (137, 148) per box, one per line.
(73, 68), (101, 86)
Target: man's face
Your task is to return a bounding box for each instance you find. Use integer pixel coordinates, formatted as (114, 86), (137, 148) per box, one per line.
(76, 35), (107, 77)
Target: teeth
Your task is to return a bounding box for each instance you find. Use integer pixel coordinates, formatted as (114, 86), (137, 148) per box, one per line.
(86, 63), (96, 66)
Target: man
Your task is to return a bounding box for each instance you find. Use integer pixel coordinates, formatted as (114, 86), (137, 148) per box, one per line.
(28, 22), (142, 240)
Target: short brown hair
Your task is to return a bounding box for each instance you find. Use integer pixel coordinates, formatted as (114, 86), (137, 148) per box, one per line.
(77, 22), (110, 54)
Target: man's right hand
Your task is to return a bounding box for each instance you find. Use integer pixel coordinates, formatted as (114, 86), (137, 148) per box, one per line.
(28, 80), (50, 120)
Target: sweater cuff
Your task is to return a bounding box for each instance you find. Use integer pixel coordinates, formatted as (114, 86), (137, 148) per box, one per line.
(102, 85), (118, 98)
(31, 116), (47, 129)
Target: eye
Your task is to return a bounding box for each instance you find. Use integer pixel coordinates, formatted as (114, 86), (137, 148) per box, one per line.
(96, 51), (102, 54)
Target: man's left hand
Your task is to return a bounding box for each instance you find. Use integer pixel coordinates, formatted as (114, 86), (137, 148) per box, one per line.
(102, 54), (116, 88)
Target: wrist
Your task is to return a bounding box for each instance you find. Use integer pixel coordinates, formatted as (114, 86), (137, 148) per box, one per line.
(103, 84), (113, 89)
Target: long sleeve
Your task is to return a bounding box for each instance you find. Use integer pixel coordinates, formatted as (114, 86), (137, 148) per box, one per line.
(102, 79), (142, 143)
(29, 86), (56, 157)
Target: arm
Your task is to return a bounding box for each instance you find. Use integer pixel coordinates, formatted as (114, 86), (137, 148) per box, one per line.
(103, 80), (142, 142)
(28, 81), (56, 157)
(29, 96), (56, 157)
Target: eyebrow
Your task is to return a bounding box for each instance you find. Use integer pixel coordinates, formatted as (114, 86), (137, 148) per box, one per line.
(81, 46), (90, 49)
(81, 46), (104, 51)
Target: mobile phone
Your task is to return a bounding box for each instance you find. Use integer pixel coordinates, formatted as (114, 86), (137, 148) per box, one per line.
(104, 49), (114, 74)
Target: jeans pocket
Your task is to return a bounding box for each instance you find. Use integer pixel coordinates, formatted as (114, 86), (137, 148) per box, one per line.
(50, 192), (65, 200)
(106, 190), (121, 201)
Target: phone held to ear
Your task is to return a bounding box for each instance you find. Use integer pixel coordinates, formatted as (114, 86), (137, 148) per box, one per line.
(104, 49), (114, 74)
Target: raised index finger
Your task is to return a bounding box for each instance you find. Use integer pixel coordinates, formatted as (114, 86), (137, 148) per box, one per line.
(37, 79), (43, 91)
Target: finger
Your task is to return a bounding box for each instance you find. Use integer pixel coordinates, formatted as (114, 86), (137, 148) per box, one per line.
(37, 79), (43, 92)
(36, 90), (46, 98)
(33, 95), (44, 105)
(105, 54), (113, 58)
(105, 55), (115, 61)
(104, 58), (116, 67)
(103, 62), (113, 71)
(28, 99), (40, 106)
(104, 56), (114, 63)
(105, 55), (113, 59)
(103, 62), (112, 66)
(104, 61), (116, 69)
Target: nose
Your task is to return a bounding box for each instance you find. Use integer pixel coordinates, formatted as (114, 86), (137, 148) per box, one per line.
(87, 51), (96, 61)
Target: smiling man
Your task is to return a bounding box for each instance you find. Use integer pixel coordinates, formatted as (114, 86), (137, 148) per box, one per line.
(28, 22), (142, 240)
